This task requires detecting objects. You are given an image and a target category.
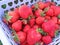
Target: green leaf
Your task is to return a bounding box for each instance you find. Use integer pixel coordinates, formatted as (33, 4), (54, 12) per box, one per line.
(40, 11), (46, 17)
(4, 13), (12, 21)
(55, 30), (59, 36)
(57, 14), (60, 19)
(44, 7), (49, 12)
(37, 28), (47, 36)
(11, 29), (20, 44)
(0, 40), (3, 45)
(34, 3), (39, 9)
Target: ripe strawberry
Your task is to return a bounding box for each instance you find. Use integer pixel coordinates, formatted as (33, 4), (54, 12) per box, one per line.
(5, 11), (20, 23)
(33, 25), (39, 29)
(23, 24), (30, 33)
(12, 20), (22, 32)
(44, 2), (51, 8)
(34, 9), (45, 17)
(29, 18), (35, 27)
(36, 17), (45, 25)
(42, 20), (56, 33)
(14, 8), (20, 16)
(46, 8), (54, 16)
(19, 5), (33, 19)
(52, 17), (58, 24)
(58, 19), (60, 25)
(27, 28), (42, 45)
(48, 31), (55, 38)
(42, 36), (52, 44)
(51, 6), (60, 16)
(38, 2), (45, 9)
(17, 31), (26, 43)
(45, 16), (51, 20)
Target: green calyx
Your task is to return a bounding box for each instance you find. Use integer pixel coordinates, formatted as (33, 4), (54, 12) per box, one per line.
(55, 30), (59, 36)
(57, 14), (60, 19)
(37, 28), (47, 36)
(40, 11), (46, 17)
(12, 29), (20, 44)
(4, 12), (12, 21)
(44, 7), (49, 12)
(33, 3), (39, 11)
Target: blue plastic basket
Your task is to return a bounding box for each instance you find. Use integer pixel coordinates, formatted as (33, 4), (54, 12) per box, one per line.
(0, 0), (60, 45)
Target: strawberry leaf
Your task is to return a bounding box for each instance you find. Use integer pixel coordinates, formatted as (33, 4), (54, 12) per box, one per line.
(11, 29), (20, 44)
(4, 13), (12, 21)
(44, 7), (49, 12)
(57, 14), (60, 19)
(37, 28), (47, 36)
(55, 30), (59, 36)
(40, 11), (46, 17)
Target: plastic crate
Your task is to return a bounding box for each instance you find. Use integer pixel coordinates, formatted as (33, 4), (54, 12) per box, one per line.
(0, 0), (60, 45)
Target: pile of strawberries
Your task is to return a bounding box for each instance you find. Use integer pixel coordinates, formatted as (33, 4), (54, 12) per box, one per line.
(3, 1), (60, 45)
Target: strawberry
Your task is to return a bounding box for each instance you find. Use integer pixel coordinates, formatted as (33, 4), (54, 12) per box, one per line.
(23, 24), (30, 33)
(29, 18), (35, 27)
(36, 17), (45, 25)
(12, 20), (22, 32)
(5, 11), (20, 23)
(33, 25), (39, 29)
(52, 17), (58, 24)
(51, 6), (60, 16)
(44, 2), (51, 8)
(38, 2), (45, 9)
(17, 31), (26, 43)
(48, 31), (55, 38)
(19, 5), (33, 19)
(14, 8), (20, 16)
(27, 28), (42, 45)
(42, 36), (52, 44)
(45, 16), (51, 20)
(42, 20), (56, 33)
(46, 7), (54, 16)
(34, 9), (45, 17)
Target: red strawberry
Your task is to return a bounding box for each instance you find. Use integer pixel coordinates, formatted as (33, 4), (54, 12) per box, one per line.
(51, 6), (60, 16)
(27, 28), (42, 45)
(46, 8), (54, 16)
(23, 24), (30, 33)
(5, 11), (20, 23)
(42, 20), (56, 33)
(34, 9), (45, 17)
(38, 2), (45, 9)
(42, 36), (52, 44)
(19, 5), (33, 19)
(36, 17), (45, 25)
(33, 25), (39, 29)
(58, 19), (60, 25)
(45, 16), (51, 20)
(14, 8), (20, 16)
(52, 17), (58, 24)
(48, 31), (55, 38)
(17, 31), (26, 43)
(12, 20), (22, 32)
(29, 18), (35, 27)
(44, 2), (51, 8)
